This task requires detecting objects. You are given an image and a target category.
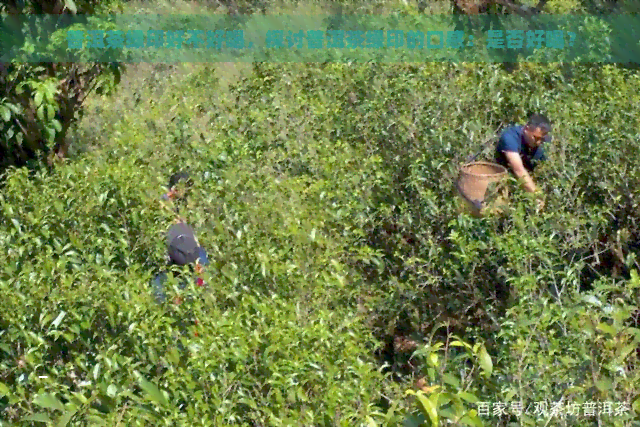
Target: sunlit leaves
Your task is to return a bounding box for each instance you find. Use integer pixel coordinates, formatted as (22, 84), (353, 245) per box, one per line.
(2, 13), (640, 427)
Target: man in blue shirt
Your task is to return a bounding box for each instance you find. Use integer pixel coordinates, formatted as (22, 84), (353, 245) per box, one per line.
(495, 113), (551, 194)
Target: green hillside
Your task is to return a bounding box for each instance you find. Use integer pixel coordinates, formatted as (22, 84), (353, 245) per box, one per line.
(1, 0), (640, 426)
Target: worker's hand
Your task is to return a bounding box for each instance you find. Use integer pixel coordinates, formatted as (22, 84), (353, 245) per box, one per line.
(195, 263), (204, 275)
(536, 197), (545, 212)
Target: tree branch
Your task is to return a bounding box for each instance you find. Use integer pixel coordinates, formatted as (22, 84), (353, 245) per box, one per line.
(493, 0), (540, 15)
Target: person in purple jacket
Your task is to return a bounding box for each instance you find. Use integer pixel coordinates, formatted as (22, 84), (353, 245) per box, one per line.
(152, 222), (209, 305)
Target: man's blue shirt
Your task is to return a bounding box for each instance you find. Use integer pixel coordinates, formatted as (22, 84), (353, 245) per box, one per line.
(495, 125), (547, 172)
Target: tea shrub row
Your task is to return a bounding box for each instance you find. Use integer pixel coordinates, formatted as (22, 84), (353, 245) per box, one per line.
(1, 3), (640, 426)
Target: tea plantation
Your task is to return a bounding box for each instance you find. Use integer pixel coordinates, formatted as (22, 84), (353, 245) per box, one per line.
(1, 0), (640, 426)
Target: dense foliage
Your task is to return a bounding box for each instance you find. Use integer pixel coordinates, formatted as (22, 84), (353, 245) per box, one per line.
(0, 0), (124, 168)
(2, 0), (640, 426)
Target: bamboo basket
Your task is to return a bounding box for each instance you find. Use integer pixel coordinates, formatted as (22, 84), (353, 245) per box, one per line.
(455, 161), (509, 217)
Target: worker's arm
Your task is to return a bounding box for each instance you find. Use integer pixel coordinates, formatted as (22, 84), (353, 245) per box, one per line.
(504, 151), (537, 193)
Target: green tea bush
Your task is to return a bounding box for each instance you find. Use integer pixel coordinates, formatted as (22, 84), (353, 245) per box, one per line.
(2, 2), (640, 423)
(191, 60), (640, 425)
(0, 154), (391, 425)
